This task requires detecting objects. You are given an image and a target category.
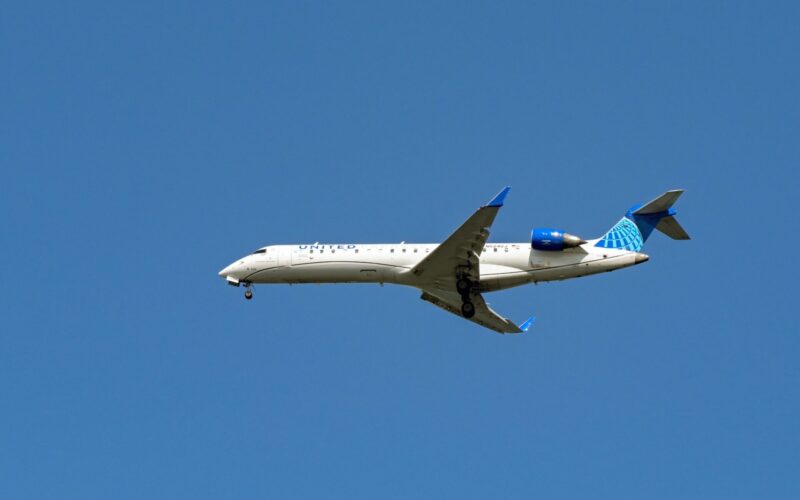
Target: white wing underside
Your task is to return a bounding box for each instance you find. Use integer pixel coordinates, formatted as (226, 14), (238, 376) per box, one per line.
(420, 288), (526, 334)
(410, 188), (532, 334)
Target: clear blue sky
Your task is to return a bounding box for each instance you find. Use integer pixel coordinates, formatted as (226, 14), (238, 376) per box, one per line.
(2, 1), (798, 498)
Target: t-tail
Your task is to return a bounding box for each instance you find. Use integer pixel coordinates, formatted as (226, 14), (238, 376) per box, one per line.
(595, 189), (690, 252)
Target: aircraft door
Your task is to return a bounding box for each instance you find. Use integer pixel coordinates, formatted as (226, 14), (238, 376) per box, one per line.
(292, 247), (310, 265)
(275, 247), (287, 266)
(262, 247), (277, 266)
(252, 247), (277, 266)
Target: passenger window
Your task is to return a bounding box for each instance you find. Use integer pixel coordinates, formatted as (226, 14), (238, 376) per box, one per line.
(390, 249), (394, 253)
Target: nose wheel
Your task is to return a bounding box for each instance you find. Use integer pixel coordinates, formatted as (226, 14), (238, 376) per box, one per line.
(244, 284), (253, 300)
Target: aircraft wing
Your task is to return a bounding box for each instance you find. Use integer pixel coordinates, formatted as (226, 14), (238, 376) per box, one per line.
(410, 186), (510, 285)
(420, 288), (534, 334)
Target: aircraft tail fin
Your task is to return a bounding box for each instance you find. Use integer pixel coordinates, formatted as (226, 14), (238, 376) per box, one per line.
(595, 189), (689, 251)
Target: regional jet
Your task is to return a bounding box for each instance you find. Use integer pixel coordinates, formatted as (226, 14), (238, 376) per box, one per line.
(218, 187), (689, 334)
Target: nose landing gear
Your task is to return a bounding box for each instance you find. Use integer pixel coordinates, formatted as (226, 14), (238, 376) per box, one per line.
(244, 283), (253, 300)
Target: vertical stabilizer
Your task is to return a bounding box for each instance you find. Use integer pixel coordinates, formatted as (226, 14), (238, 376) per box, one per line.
(596, 217), (645, 251)
(595, 189), (689, 250)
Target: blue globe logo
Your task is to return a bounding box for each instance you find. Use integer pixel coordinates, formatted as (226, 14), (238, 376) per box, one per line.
(596, 217), (644, 252)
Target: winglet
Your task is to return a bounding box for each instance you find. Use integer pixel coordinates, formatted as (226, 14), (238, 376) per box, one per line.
(519, 315), (536, 332)
(486, 186), (511, 207)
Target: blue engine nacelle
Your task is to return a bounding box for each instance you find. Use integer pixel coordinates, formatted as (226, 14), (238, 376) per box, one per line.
(531, 228), (586, 251)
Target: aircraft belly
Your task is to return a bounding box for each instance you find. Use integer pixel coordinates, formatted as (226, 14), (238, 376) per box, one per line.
(253, 261), (408, 284)
(479, 273), (530, 292)
(478, 264), (530, 292)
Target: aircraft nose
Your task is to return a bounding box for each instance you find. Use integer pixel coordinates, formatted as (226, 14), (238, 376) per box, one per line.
(634, 252), (650, 264)
(218, 263), (234, 278)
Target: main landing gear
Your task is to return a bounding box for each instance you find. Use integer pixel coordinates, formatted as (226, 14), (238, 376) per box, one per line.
(244, 283), (253, 300)
(461, 301), (475, 318)
(457, 277), (476, 318)
(456, 278), (471, 295)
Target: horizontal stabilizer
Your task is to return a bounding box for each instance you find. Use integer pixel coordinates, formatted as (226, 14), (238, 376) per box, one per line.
(656, 215), (691, 240)
(633, 189), (684, 215)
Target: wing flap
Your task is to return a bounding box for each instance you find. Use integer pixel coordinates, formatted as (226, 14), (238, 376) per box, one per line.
(410, 188), (507, 284)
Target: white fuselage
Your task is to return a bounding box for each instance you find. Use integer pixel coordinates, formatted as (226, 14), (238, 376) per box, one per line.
(218, 242), (647, 293)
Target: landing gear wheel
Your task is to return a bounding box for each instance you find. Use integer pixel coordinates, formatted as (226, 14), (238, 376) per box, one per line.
(244, 289), (253, 300)
(461, 301), (475, 318)
(456, 278), (471, 295)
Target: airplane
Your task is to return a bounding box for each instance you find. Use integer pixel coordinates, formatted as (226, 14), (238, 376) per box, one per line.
(218, 187), (689, 334)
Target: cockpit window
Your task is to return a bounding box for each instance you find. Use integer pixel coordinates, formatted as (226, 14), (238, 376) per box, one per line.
(252, 249), (267, 254)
